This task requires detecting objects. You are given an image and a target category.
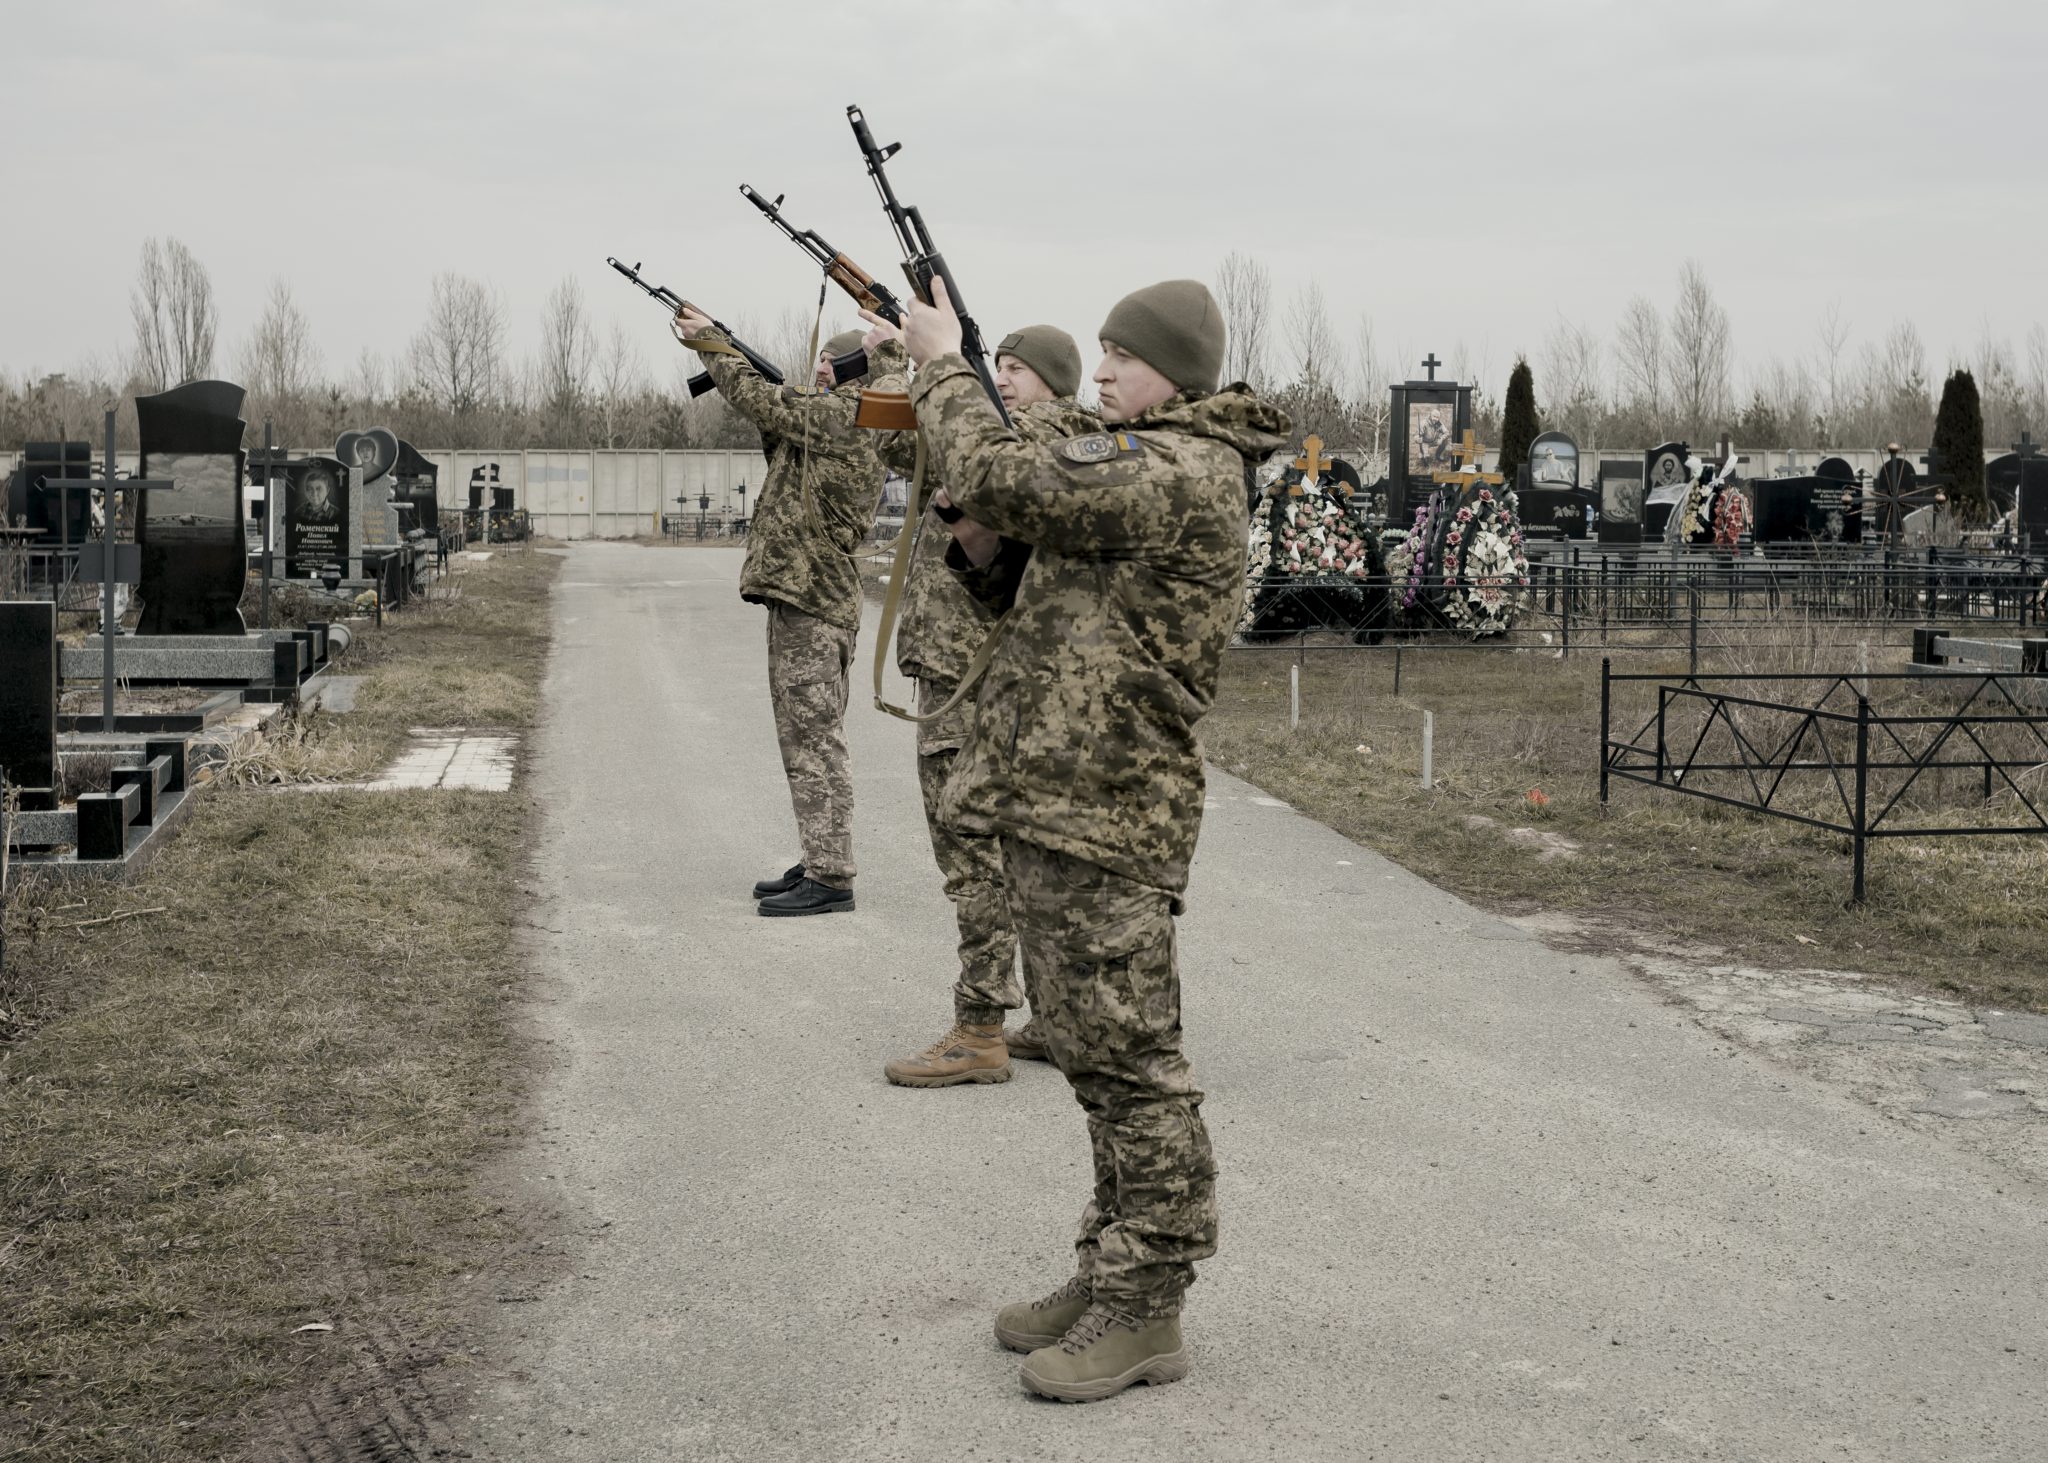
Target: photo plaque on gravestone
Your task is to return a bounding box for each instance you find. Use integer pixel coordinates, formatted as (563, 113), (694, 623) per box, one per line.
(134, 380), (249, 635)
(1385, 356), (1474, 524)
(335, 428), (399, 484)
(284, 457), (350, 577)
(1597, 459), (1644, 545)
(1641, 441), (1690, 540)
(1521, 430), (1593, 538)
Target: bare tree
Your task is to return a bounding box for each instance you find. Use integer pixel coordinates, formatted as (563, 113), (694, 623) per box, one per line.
(130, 237), (218, 390)
(536, 276), (596, 438)
(593, 323), (650, 448)
(347, 348), (390, 411)
(1972, 321), (2026, 447)
(1879, 320), (1929, 410)
(1668, 260), (1731, 436)
(408, 273), (506, 419)
(1614, 295), (1665, 418)
(238, 278), (322, 445)
(2025, 323), (2048, 432)
(1540, 315), (1604, 442)
(1214, 251), (1273, 388)
(1284, 282), (1341, 390)
(1352, 314), (1394, 458)
(1813, 299), (1851, 439)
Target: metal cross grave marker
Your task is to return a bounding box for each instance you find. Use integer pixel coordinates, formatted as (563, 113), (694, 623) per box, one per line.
(1421, 353), (1442, 382)
(36, 408), (176, 733)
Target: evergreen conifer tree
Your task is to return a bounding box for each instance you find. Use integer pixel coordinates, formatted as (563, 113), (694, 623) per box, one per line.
(1497, 359), (1539, 484)
(1930, 368), (1987, 521)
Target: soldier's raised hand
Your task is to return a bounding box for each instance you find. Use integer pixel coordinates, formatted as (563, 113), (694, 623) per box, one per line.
(673, 305), (716, 341)
(857, 309), (904, 354)
(901, 276), (964, 367)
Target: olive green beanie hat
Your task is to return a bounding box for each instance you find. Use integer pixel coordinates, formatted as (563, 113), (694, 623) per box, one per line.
(1099, 279), (1224, 394)
(995, 324), (1083, 399)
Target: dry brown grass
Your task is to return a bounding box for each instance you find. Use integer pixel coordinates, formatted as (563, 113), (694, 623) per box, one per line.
(1207, 620), (2048, 1012)
(0, 548), (561, 1460)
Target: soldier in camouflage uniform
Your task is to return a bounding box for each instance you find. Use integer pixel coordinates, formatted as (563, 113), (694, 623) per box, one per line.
(872, 323), (1101, 1089)
(675, 309), (907, 916)
(895, 278), (1289, 1400)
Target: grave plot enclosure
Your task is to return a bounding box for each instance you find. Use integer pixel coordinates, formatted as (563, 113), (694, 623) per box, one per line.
(1600, 662), (2048, 900)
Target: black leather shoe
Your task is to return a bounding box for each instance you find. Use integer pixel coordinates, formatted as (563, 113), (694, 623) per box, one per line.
(753, 863), (805, 900)
(757, 878), (854, 917)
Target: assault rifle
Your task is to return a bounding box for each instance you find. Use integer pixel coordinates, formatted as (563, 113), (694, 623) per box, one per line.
(607, 257), (780, 397)
(606, 256), (866, 396)
(740, 185), (906, 327)
(846, 104), (1011, 426)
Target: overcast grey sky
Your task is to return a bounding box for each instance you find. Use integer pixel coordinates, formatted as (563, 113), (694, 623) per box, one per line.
(6, 0), (2045, 396)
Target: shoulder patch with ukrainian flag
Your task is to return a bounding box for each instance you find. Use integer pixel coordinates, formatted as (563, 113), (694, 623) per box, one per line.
(1058, 430), (1144, 465)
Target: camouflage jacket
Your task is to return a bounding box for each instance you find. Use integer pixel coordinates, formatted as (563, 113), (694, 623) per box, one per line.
(879, 396), (1100, 686)
(703, 335), (908, 632)
(910, 353), (1290, 895)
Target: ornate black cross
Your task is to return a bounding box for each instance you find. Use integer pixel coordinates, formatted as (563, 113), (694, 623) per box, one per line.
(1421, 353), (1442, 382)
(37, 408), (176, 732)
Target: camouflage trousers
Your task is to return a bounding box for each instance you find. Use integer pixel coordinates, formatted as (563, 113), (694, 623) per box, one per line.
(914, 677), (1021, 1025)
(1000, 836), (1216, 1321)
(766, 602), (857, 889)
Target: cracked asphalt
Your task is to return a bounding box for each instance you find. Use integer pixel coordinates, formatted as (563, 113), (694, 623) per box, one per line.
(458, 545), (2048, 1462)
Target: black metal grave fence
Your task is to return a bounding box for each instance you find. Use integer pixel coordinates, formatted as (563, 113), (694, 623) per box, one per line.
(1598, 661), (2048, 901)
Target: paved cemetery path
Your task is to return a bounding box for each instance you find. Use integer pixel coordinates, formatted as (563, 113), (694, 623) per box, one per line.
(464, 543), (2047, 1461)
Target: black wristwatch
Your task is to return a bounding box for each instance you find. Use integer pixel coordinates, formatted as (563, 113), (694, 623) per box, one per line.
(932, 500), (965, 524)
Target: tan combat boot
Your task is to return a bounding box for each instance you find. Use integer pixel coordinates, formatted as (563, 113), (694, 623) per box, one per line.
(1019, 1306), (1188, 1402)
(993, 1274), (1092, 1353)
(882, 1022), (1011, 1088)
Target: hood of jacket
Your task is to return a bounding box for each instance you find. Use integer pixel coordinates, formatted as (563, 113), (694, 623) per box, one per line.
(1128, 384), (1291, 460)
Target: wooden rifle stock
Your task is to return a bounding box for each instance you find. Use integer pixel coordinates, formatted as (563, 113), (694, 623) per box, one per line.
(854, 390), (917, 431)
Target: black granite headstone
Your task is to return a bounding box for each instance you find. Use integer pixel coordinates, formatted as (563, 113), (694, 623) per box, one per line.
(1753, 476), (1821, 542)
(2012, 456), (2048, 541)
(135, 380), (248, 634)
(0, 601), (58, 800)
(284, 457), (350, 577)
(7, 441), (93, 543)
(1983, 452), (2020, 517)
(1597, 460), (1644, 545)
(391, 440), (439, 534)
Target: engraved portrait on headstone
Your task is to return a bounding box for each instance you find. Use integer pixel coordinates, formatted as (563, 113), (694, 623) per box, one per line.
(285, 457), (350, 577)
